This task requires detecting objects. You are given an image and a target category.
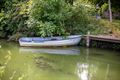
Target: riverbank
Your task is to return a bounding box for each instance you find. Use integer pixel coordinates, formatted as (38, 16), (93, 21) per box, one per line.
(1, 19), (120, 50)
(78, 19), (120, 50)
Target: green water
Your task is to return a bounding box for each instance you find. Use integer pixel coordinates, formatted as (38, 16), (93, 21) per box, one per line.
(0, 40), (120, 80)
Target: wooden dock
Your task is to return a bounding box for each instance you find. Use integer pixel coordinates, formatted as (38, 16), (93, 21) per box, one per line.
(83, 34), (120, 47)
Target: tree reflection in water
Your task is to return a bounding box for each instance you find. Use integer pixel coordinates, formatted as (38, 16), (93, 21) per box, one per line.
(0, 50), (12, 78)
(77, 48), (90, 80)
(77, 63), (89, 80)
(76, 48), (97, 80)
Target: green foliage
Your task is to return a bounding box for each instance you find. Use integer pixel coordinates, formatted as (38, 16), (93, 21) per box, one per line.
(27, 0), (68, 37)
(101, 3), (108, 13)
(87, 0), (120, 15)
(0, 0), (29, 38)
(27, 19), (66, 37)
(27, 0), (95, 37)
(65, 0), (96, 34)
(1, 0), (117, 40)
(87, 18), (109, 35)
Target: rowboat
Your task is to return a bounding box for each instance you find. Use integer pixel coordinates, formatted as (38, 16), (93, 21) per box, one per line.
(19, 35), (81, 47)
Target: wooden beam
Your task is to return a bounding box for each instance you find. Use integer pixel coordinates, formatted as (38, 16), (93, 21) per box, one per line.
(83, 35), (120, 44)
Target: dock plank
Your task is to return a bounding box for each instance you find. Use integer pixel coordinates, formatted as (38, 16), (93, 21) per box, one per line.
(84, 35), (120, 43)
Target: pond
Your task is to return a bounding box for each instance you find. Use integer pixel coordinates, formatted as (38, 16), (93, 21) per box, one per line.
(0, 39), (120, 80)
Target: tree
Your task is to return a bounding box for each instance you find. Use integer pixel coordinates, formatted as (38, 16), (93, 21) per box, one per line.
(88, 0), (120, 9)
(27, 0), (92, 37)
(0, 0), (29, 38)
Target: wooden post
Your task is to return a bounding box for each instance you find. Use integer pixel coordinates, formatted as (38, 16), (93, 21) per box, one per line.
(86, 31), (90, 47)
(108, 0), (112, 22)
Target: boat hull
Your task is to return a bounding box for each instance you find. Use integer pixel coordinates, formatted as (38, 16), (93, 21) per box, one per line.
(19, 35), (81, 47)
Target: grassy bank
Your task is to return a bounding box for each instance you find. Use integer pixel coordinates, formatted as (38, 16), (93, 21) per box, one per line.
(98, 19), (120, 36)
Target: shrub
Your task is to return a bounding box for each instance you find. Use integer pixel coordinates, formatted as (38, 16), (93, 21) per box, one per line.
(27, 0), (95, 37)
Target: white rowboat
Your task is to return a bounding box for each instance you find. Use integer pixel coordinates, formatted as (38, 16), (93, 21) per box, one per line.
(19, 35), (81, 47)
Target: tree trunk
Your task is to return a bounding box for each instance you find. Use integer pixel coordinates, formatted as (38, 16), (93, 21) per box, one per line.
(108, 0), (112, 22)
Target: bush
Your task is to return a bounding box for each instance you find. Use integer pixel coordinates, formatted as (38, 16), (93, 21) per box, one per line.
(27, 0), (95, 37)
(0, 0), (29, 38)
(1, 0), (107, 39)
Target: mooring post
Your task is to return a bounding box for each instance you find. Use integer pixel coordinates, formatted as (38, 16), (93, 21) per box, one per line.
(86, 31), (90, 47)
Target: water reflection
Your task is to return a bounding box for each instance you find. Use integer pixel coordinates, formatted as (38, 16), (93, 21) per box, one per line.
(0, 40), (120, 80)
(76, 48), (120, 80)
(19, 47), (80, 55)
(77, 63), (112, 80)
(0, 50), (12, 79)
(77, 63), (89, 80)
(77, 49), (90, 80)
